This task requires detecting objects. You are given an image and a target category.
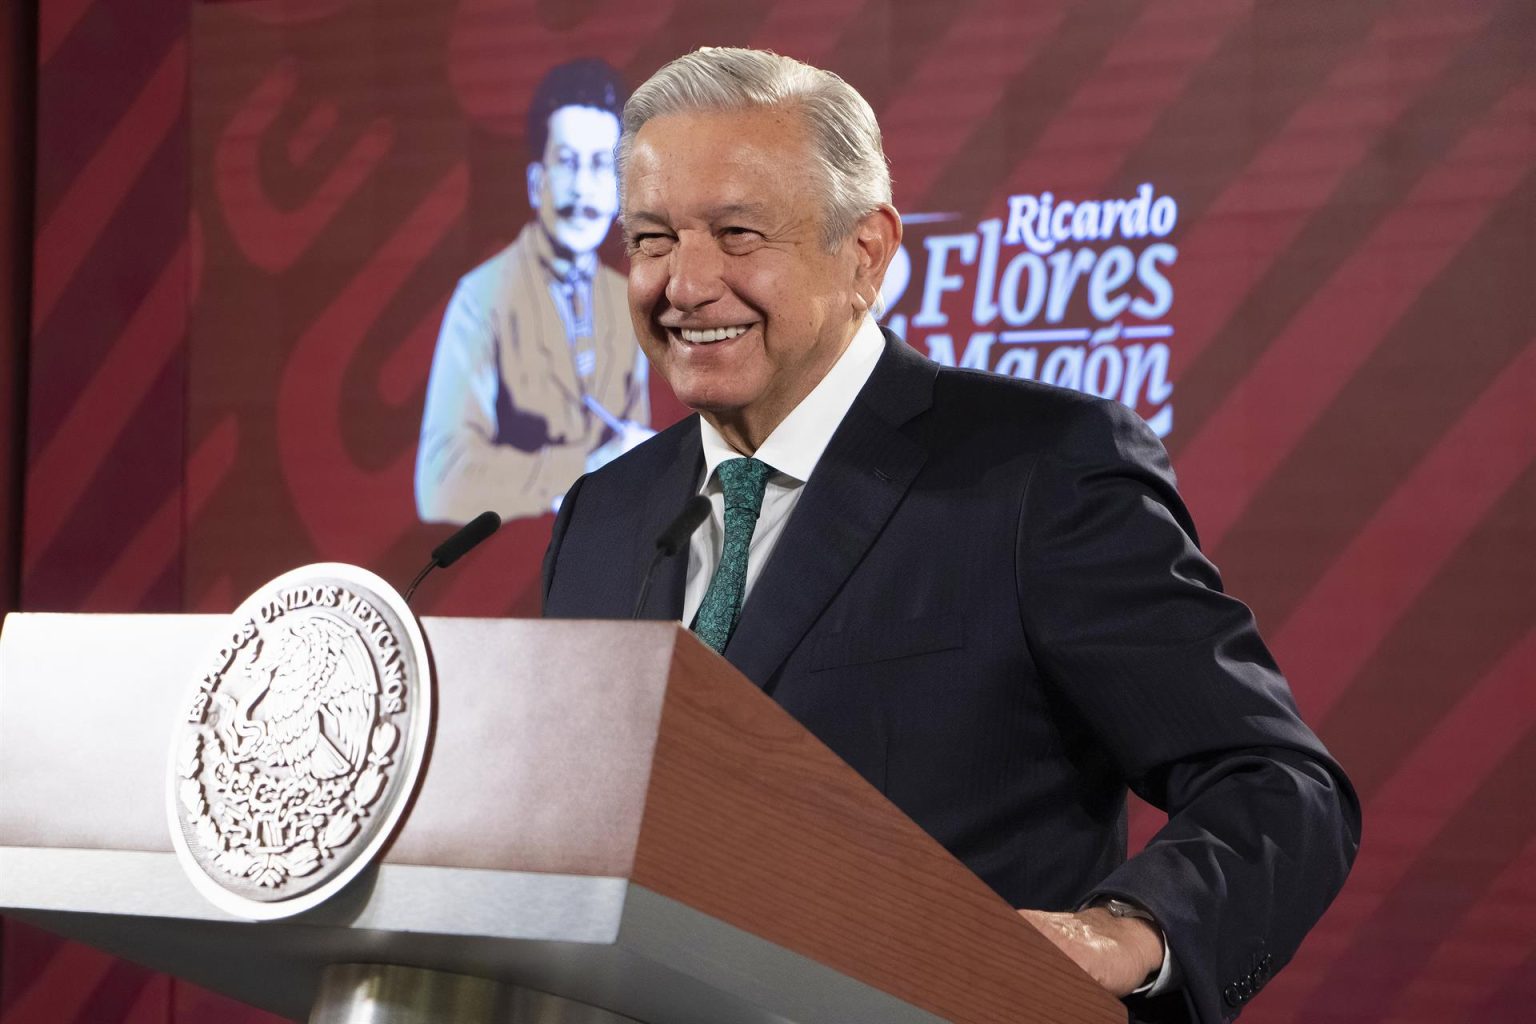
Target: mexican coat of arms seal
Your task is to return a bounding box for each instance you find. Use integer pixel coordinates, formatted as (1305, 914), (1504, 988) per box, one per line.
(166, 563), (431, 919)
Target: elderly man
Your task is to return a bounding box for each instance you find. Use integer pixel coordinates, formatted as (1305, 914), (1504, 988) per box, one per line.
(416, 58), (652, 525)
(542, 47), (1359, 1023)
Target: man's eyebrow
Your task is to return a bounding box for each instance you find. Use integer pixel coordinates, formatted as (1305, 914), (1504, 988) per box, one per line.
(709, 202), (770, 219)
(621, 210), (668, 229)
(622, 203), (772, 227)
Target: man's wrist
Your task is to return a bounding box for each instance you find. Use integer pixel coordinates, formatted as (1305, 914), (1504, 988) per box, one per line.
(1092, 899), (1166, 992)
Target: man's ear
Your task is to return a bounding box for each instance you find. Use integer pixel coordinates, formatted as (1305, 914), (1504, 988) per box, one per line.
(851, 204), (903, 309)
(527, 162), (544, 210)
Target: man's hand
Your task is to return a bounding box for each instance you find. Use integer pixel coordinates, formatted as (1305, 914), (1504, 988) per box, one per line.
(1017, 907), (1164, 997)
(585, 420), (656, 474)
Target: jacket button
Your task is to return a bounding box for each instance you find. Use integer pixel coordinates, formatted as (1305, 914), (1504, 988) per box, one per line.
(1224, 984), (1243, 1008)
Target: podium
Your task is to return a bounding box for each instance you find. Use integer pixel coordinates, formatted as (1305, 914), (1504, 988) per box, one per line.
(0, 613), (1124, 1023)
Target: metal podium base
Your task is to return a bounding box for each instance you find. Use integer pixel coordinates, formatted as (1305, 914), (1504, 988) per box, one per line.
(308, 964), (645, 1024)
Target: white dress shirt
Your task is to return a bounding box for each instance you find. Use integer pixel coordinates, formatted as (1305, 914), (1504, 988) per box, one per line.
(681, 315), (884, 625)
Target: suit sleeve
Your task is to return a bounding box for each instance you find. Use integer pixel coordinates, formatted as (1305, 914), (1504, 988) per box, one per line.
(1015, 398), (1361, 1024)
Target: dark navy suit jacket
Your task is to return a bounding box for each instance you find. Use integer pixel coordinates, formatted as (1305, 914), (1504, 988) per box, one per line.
(542, 333), (1360, 1023)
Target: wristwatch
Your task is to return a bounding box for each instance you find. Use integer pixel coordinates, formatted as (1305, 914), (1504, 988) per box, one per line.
(1098, 897), (1157, 924)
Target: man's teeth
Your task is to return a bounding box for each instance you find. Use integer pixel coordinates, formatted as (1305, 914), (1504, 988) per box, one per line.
(679, 325), (750, 344)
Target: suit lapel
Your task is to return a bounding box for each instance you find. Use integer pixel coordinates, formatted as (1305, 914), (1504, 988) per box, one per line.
(726, 336), (937, 688)
(633, 419), (704, 620)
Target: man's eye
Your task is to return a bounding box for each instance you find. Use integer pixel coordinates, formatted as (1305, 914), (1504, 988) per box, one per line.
(719, 227), (761, 251)
(630, 234), (674, 257)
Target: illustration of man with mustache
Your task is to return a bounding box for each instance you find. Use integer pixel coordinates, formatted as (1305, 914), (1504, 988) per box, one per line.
(416, 58), (652, 524)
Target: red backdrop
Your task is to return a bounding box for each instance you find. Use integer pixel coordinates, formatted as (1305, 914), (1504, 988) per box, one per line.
(5, 0), (1536, 1022)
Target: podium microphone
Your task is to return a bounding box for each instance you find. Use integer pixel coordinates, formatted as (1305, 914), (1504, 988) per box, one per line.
(404, 510), (502, 603)
(633, 495), (710, 619)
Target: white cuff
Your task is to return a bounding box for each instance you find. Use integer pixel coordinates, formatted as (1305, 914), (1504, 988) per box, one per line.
(1134, 928), (1178, 996)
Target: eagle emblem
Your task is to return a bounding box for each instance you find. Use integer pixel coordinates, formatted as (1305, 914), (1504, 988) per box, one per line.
(168, 564), (430, 919)
(217, 614), (379, 784)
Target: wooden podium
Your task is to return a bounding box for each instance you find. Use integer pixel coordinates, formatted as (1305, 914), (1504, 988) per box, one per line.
(0, 614), (1124, 1024)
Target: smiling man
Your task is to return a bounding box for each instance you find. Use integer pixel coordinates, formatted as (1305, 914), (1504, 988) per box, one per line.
(542, 48), (1359, 1023)
(416, 58), (653, 525)
(622, 102), (890, 454)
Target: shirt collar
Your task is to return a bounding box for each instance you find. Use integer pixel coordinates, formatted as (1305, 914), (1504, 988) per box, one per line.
(699, 315), (885, 486)
(529, 222), (597, 284)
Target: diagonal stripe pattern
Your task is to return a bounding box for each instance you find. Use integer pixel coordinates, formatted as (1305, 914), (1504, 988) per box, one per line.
(693, 458), (774, 654)
(10, 2), (1536, 1020)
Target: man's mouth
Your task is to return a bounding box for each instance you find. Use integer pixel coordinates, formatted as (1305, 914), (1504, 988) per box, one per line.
(677, 325), (751, 344)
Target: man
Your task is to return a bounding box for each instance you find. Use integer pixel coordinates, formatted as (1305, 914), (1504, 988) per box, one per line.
(416, 58), (652, 525)
(543, 48), (1359, 1023)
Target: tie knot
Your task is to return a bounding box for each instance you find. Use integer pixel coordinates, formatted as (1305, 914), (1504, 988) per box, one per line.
(716, 457), (773, 515)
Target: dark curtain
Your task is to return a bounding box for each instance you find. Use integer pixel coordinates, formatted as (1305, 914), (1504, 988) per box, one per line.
(0, 0), (36, 618)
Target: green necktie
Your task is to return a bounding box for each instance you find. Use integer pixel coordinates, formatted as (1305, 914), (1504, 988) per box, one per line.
(694, 457), (774, 654)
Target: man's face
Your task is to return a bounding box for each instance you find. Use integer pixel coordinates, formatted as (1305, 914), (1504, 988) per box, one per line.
(623, 107), (878, 448)
(529, 105), (621, 258)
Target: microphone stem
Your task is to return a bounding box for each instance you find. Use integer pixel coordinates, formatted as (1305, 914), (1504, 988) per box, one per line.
(403, 560), (438, 605)
(632, 548), (666, 619)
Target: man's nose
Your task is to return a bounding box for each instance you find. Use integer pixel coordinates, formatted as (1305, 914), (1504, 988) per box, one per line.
(665, 235), (725, 311)
(570, 162), (602, 202)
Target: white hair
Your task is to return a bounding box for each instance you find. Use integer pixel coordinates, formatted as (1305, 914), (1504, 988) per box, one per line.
(619, 47), (893, 246)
